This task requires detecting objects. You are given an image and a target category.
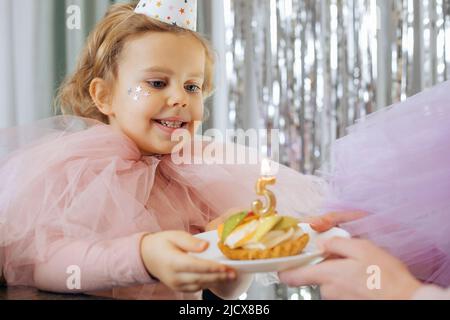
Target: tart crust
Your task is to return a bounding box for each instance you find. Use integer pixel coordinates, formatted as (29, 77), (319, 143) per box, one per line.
(218, 233), (310, 260)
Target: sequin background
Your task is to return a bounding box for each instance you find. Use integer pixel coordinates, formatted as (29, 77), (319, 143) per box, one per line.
(218, 0), (450, 177)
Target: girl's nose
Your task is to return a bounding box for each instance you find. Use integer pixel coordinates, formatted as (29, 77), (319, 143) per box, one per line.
(167, 86), (188, 108)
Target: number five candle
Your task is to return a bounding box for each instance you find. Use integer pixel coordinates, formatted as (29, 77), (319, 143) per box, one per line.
(252, 158), (277, 217)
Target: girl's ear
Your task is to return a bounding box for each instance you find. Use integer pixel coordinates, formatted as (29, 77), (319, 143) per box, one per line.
(89, 78), (114, 116)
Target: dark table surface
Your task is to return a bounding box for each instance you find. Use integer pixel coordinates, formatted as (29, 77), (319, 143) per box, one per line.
(0, 285), (110, 300)
(0, 286), (220, 300)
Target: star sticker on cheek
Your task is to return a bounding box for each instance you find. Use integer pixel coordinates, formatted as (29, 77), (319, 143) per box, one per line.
(128, 86), (151, 101)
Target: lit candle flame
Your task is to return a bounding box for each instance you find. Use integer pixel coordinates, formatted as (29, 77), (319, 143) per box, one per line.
(261, 158), (272, 176)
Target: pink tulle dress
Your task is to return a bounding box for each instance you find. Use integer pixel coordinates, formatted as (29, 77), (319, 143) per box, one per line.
(0, 116), (325, 299)
(321, 80), (450, 287)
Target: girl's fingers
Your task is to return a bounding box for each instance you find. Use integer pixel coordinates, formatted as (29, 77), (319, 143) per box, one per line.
(177, 271), (235, 288)
(173, 255), (233, 274)
(178, 284), (202, 293)
(169, 232), (209, 253)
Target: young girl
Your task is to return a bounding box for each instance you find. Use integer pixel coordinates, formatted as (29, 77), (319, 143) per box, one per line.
(0, 2), (324, 299)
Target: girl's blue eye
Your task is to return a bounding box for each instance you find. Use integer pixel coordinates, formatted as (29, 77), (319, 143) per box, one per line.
(185, 84), (201, 93)
(147, 81), (166, 89)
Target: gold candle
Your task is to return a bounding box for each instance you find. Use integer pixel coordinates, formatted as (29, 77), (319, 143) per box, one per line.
(252, 158), (277, 217)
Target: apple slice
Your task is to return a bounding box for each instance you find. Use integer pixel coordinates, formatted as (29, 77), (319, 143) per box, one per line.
(272, 216), (300, 231)
(221, 211), (248, 242)
(252, 215), (282, 242)
(234, 229), (257, 248)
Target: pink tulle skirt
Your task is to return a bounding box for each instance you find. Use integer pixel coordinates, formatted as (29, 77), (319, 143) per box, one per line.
(321, 81), (450, 286)
(0, 116), (325, 299)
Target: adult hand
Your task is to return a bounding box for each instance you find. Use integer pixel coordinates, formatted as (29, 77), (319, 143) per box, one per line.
(302, 211), (366, 232)
(279, 237), (422, 300)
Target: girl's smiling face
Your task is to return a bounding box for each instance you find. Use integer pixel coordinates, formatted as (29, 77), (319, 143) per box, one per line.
(100, 32), (206, 155)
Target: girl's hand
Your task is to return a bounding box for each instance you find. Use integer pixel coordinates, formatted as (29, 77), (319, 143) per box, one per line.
(140, 231), (236, 293)
(279, 237), (422, 300)
(302, 211), (366, 233)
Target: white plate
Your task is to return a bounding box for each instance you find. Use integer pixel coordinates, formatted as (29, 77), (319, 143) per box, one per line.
(192, 223), (350, 273)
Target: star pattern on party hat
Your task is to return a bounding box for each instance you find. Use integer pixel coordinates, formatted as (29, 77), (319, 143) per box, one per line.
(134, 0), (197, 32)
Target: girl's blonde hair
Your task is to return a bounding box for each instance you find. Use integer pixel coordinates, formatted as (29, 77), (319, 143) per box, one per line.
(55, 2), (215, 123)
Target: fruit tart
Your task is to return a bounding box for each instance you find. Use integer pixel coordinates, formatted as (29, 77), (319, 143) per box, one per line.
(217, 211), (309, 260)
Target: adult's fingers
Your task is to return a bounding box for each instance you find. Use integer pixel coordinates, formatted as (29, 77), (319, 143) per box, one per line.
(278, 260), (338, 287)
(309, 211), (366, 232)
(309, 216), (336, 232)
(326, 211), (366, 224)
(319, 284), (341, 300)
(279, 259), (356, 288)
(298, 215), (335, 233)
(321, 237), (374, 260)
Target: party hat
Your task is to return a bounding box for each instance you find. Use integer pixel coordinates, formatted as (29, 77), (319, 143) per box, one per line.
(134, 0), (198, 32)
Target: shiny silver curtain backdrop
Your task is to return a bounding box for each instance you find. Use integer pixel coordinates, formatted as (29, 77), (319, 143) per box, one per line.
(222, 0), (450, 175)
